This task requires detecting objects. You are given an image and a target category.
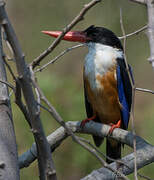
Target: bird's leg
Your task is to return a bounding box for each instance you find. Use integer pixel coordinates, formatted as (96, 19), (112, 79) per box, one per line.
(108, 119), (121, 135)
(80, 115), (96, 128)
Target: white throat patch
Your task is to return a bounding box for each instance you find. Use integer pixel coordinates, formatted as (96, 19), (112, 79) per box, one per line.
(84, 42), (123, 90)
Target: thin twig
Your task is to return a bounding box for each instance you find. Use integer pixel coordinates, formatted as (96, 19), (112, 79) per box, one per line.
(35, 44), (84, 73)
(31, 0), (101, 69)
(119, 25), (148, 39)
(120, 8), (138, 180)
(3, 57), (16, 80)
(136, 87), (154, 94)
(128, 0), (147, 5)
(0, 79), (15, 91)
(30, 67), (41, 113)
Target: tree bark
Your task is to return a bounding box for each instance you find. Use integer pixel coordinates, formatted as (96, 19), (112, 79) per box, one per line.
(0, 25), (19, 179)
(147, 0), (154, 67)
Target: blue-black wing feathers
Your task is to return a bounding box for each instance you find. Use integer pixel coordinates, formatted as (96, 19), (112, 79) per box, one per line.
(116, 58), (133, 129)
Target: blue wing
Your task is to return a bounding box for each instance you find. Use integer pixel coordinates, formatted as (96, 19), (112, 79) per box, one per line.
(116, 60), (133, 129)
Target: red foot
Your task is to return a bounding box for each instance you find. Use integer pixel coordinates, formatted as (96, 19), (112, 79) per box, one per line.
(80, 115), (96, 128)
(108, 119), (121, 135)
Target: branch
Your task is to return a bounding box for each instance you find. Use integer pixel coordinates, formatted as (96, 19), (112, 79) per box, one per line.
(0, 2), (57, 179)
(146, 0), (154, 68)
(31, 0), (102, 69)
(35, 44), (84, 73)
(0, 22), (19, 179)
(19, 121), (154, 179)
(128, 0), (147, 5)
(119, 25), (148, 39)
(136, 87), (154, 94)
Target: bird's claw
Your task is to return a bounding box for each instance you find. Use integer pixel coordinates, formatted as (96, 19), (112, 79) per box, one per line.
(80, 115), (96, 128)
(108, 120), (121, 135)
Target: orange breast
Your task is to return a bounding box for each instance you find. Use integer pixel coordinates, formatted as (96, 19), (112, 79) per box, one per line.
(84, 67), (121, 125)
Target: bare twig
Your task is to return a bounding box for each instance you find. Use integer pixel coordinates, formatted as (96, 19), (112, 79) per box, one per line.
(136, 87), (154, 94)
(128, 0), (147, 5)
(0, 79), (15, 91)
(35, 44), (84, 73)
(3, 57), (16, 80)
(31, 0), (101, 69)
(120, 9), (138, 180)
(119, 25), (148, 39)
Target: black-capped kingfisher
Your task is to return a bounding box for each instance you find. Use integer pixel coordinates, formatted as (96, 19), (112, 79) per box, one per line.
(42, 25), (133, 163)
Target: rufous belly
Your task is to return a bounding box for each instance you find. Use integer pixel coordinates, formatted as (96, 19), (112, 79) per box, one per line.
(84, 69), (121, 125)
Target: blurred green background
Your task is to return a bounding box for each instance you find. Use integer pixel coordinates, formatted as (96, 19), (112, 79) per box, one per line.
(6, 0), (154, 179)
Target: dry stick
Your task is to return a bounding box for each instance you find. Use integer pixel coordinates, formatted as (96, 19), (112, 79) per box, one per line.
(31, 0), (101, 69)
(0, 79), (15, 91)
(35, 44), (84, 73)
(0, 2), (57, 180)
(3, 57), (16, 80)
(120, 9), (138, 180)
(119, 25), (148, 39)
(136, 87), (154, 94)
(31, 76), (129, 180)
(30, 66), (41, 113)
(128, 0), (147, 5)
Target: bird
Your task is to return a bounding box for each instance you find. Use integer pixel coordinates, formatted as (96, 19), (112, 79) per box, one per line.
(42, 25), (133, 163)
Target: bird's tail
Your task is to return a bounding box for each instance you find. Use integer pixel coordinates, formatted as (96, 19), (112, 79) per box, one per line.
(93, 135), (104, 147)
(106, 138), (121, 163)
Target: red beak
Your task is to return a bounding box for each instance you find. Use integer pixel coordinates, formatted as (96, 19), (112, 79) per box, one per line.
(42, 30), (90, 43)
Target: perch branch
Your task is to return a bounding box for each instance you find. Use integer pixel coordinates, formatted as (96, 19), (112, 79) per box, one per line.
(19, 121), (154, 180)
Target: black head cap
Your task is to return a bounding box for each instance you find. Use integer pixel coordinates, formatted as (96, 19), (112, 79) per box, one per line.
(83, 25), (123, 50)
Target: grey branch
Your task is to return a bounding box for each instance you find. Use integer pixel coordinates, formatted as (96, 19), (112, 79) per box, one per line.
(128, 0), (154, 68)
(0, 1), (57, 179)
(146, 0), (154, 68)
(19, 121), (154, 179)
(0, 24), (19, 179)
